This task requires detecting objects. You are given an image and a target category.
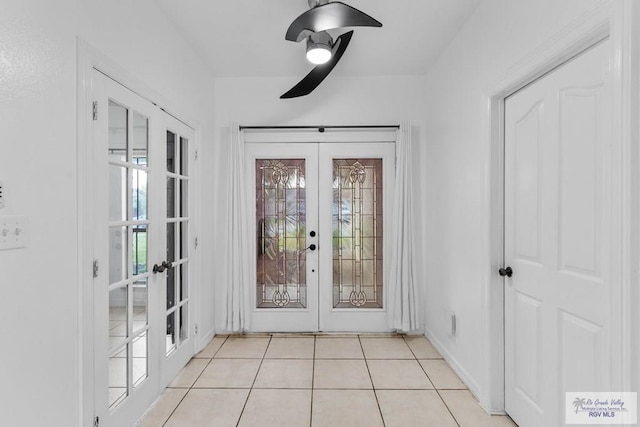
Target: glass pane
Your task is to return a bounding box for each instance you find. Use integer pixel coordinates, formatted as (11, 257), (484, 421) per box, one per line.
(167, 131), (176, 173)
(109, 166), (127, 222)
(132, 332), (147, 388)
(179, 305), (188, 342)
(255, 159), (306, 308)
(109, 286), (128, 348)
(332, 159), (383, 308)
(132, 169), (147, 221)
(180, 136), (188, 176)
(179, 263), (188, 302)
(109, 226), (127, 284)
(167, 177), (176, 218)
(132, 112), (148, 162)
(108, 101), (127, 162)
(180, 179), (188, 218)
(179, 221), (188, 259)
(132, 225), (147, 275)
(167, 223), (175, 263)
(108, 345), (128, 408)
(167, 268), (176, 309)
(166, 311), (176, 355)
(132, 278), (147, 333)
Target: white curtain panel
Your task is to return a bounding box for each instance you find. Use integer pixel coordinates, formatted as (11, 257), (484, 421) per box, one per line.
(387, 121), (418, 332)
(222, 122), (252, 332)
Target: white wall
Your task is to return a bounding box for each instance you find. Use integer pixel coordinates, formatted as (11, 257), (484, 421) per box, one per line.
(0, 1), (215, 425)
(421, 0), (623, 412)
(212, 75), (427, 333)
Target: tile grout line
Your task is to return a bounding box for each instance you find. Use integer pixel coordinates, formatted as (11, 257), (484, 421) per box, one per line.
(161, 335), (229, 426)
(234, 334), (273, 427)
(358, 334), (387, 427)
(414, 352), (461, 427)
(309, 335), (316, 427)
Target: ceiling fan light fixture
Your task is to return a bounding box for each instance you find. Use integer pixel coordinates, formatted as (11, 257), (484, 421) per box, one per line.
(305, 31), (333, 65)
(306, 43), (332, 64)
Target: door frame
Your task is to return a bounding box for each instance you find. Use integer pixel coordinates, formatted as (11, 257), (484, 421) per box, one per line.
(485, 1), (638, 415)
(77, 40), (202, 427)
(242, 128), (398, 333)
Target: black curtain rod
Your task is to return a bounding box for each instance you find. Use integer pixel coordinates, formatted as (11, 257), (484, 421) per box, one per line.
(239, 125), (399, 131)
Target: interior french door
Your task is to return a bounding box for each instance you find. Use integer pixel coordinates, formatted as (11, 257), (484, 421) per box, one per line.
(247, 140), (395, 332)
(92, 70), (195, 426)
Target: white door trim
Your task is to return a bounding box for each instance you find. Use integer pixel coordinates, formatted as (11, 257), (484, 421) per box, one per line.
(77, 39), (202, 427)
(485, 0), (639, 415)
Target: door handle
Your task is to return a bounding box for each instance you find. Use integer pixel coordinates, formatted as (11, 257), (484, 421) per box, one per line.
(307, 244), (317, 251)
(498, 266), (513, 278)
(153, 260), (173, 274)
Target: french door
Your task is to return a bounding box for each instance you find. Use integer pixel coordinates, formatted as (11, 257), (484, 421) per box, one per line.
(92, 70), (196, 426)
(246, 140), (395, 332)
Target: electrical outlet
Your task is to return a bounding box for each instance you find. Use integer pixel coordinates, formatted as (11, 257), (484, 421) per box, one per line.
(0, 215), (27, 250)
(0, 181), (4, 208)
(450, 312), (457, 336)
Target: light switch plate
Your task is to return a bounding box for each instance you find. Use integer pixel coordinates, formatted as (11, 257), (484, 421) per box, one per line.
(0, 215), (27, 250)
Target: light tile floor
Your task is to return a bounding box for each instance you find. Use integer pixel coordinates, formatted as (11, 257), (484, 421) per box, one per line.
(138, 335), (518, 427)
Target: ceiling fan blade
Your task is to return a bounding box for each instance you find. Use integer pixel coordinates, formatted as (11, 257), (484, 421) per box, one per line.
(281, 31), (353, 99)
(286, 2), (381, 43)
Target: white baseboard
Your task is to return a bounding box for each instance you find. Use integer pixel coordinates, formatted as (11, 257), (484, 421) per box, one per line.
(423, 327), (507, 415)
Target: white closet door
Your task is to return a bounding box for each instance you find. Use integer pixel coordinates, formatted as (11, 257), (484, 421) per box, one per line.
(504, 39), (615, 427)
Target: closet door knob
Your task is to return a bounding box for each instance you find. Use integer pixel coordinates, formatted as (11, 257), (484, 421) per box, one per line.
(498, 266), (513, 278)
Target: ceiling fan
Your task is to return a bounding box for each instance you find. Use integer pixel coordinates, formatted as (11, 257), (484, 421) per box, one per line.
(280, 0), (382, 99)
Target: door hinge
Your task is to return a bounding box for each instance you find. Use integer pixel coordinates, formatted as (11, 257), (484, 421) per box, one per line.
(194, 237), (199, 249)
(93, 259), (99, 278)
(195, 324), (198, 334)
(94, 416), (99, 427)
(92, 101), (98, 120)
(195, 149), (199, 160)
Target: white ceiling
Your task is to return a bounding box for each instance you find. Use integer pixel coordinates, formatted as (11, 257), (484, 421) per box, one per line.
(155, 0), (482, 78)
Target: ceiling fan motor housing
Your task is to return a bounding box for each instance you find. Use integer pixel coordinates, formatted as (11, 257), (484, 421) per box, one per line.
(308, 0), (330, 8)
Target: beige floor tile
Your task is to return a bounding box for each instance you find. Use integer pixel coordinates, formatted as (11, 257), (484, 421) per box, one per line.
(168, 358), (209, 388)
(315, 337), (364, 359)
(193, 358), (261, 388)
(253, 359), (313, 389)
(419, 359), (467, 389)
(367, 359), (434, 389)
(313, 359), (372, 389)
(312, 389), (383, 427)
(440, 390), (518, 427)
(138, 388), (188, 427)
(404, 336), (442, 359)
(195, 336), (227, 358)
(265, 337), (314, 359)
(360, 337), (415, 359)
(164, 388), (249, 427)
(215, 336), (270, 358)
(238, 389), (312, 427)
(377, 390), (458, 427)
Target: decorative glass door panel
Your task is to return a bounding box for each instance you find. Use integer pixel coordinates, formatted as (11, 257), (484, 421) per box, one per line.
(332, 159), (383, 308)
(256, 159), (307, 308)
(247, 140), (394, 333)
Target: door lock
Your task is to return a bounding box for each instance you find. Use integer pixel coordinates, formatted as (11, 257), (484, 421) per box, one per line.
(307, 244), (317, 251)
(153, 260), (173, 273)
